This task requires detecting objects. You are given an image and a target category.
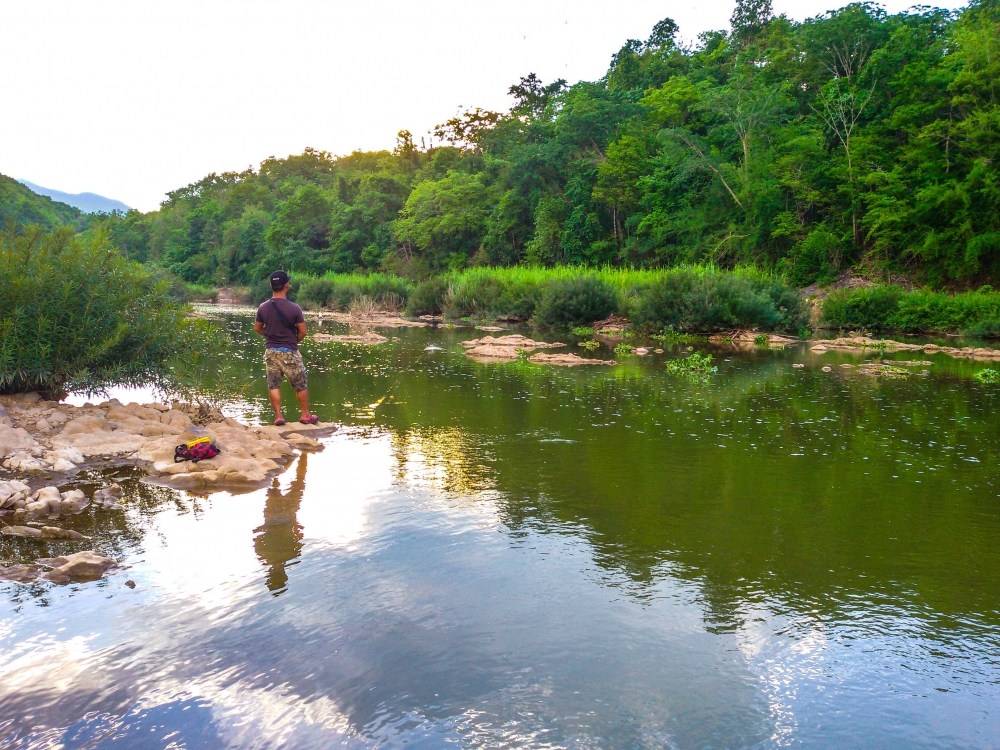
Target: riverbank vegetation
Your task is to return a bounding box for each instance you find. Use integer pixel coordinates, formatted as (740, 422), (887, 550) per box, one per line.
(2, 0), (998, 350)
(281, 264), (808, 332)
(0, 228), (203, 399)
(820, 284), (1000, 336)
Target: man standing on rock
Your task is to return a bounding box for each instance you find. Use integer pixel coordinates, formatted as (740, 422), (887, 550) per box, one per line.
(253, 270), (319, 426)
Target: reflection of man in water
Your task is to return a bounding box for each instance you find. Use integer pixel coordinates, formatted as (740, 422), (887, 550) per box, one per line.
(253, 453), (307, 595)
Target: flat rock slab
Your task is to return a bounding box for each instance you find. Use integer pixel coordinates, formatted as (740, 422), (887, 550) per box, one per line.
(461, 334), (565, 350)
(318, 312), (428, 328)
(810, 336), (1000, 361)
(313, 332), (388, 345)
(710, 331), (800, 347)
(528, 353), (617, 367)
(0, 394), (321, 492)
(462, 334), (567, 362)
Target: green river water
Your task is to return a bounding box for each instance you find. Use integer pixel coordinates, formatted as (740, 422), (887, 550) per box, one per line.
(1, 310), (998, 748)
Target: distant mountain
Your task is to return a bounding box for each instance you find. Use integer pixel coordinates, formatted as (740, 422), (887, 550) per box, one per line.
(18, 179), (130, 214)
(0, 173), (85, 231)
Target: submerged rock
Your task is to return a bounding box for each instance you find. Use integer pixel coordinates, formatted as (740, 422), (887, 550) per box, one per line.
(0, 564), (40, 583)
(93, 484), (123, 510)
(1, 525), (43, 539)
(0, 524), (89, 540)
(38, 551), (117, 583)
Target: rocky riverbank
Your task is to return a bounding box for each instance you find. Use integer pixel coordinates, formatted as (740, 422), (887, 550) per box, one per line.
(0, 393), (333, 491)
(1, 393), (336, 585)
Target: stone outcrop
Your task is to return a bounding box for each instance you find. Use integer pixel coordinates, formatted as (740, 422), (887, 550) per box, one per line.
(0, 393), (332, 491)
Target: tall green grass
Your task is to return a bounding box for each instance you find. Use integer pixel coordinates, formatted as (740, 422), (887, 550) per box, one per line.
(288, 272), (413, 311)
(284, 264), (808, 332)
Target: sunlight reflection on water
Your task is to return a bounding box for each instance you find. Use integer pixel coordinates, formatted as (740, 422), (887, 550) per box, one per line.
(4, 323), (1000, 748)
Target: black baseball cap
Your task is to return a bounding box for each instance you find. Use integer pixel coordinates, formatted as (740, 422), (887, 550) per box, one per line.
(270, 270), (290, 289)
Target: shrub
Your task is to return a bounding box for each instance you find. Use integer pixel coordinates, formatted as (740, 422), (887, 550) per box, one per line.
(0, 226), (198, 399)
(442, 273), (505, 319)
(532, 276), (618, 328)
(406, 277), (449, 316)
(820, 285), (1000, 334)
(784, 226), (839, 286)
(820, 286), (903, 330)
(630, 267), (805, 332)
(489, 281), (540, 321)
(183, 283), (218, 303)
(330, 279), (364, 310)
(348, 295), (379, 318)
(297, 278), (335, 309)
(966, 317), (1000, 338)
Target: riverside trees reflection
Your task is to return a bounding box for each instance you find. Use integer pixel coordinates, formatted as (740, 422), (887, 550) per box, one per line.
(3, 314), (999, 747)
(8, 315), (997, 628)
(184, 314), (1000, 623)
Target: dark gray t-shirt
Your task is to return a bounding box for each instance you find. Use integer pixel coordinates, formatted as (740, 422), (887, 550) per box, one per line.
(255, 298), (304, 350)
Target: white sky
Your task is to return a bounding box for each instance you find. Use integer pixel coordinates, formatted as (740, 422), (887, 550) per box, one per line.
(0, 0), (968, 212)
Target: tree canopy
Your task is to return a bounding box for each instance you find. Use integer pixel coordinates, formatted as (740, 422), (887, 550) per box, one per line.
(82, 3), (999, 288)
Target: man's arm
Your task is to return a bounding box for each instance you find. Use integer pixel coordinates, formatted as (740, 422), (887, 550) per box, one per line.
(254, 321), (266, 337)
(296, 321), (306, 343)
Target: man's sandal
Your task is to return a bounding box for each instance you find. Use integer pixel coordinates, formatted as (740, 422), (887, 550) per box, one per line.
(299, 415), (319, 425)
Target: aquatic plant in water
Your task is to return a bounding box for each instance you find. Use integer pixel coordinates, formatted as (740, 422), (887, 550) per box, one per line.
(665, 352), (718, 378)
(974, 368), (999, 384)
(614, 342), (633, 357)
(578, 340), (601, 351)
(651, 326), (705, 345)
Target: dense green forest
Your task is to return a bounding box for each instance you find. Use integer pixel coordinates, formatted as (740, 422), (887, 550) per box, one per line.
(6, 0), (997, 295)
(86, 0), (997, 289)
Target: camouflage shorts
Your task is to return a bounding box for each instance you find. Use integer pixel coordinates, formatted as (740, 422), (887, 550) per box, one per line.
(264, 348), (308, 391)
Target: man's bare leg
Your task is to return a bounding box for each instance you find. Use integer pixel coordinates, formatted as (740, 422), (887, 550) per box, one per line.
(295, 388), (312, 421)
(269, 388), (284, 423)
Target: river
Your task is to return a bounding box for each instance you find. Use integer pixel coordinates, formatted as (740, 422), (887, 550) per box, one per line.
(2, 311), (998, 748)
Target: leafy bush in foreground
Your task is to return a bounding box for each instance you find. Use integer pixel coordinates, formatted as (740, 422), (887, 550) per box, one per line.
(0, 226), (198, 399)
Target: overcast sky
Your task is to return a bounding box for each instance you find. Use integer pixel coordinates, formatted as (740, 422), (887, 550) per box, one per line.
(0, 0), (969, 212)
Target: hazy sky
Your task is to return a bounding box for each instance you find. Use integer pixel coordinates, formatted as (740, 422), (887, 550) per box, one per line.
(1, 0), (968, 211)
